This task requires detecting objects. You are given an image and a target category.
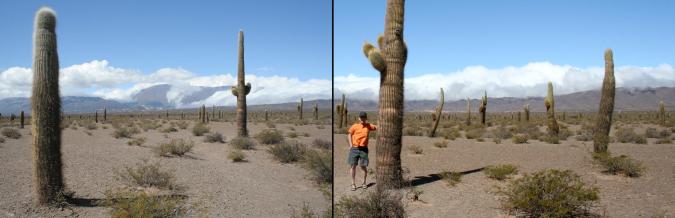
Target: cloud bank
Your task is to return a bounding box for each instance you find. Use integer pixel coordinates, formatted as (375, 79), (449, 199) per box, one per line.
(335, 62), (675, 100)
(0, 60), (331, 107)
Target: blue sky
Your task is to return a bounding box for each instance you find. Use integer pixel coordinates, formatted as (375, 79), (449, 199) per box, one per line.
(0, 0), (331, 80)
(334, 0), (675, 100)
(335, 0), (674, 77)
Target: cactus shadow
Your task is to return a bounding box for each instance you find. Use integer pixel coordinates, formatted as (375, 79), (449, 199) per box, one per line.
(409, 167), (485, 187)
(67, 197), (104, 207)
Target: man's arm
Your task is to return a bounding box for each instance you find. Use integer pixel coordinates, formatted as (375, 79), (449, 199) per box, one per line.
(347, 134), (353, 149)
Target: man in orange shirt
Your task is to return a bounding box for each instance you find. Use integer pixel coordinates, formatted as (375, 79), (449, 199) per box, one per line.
(347, 111), (376, 191)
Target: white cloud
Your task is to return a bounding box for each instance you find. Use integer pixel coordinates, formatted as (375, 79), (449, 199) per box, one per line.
(0, 60), (331, 106)
(335, 62), (675, 100)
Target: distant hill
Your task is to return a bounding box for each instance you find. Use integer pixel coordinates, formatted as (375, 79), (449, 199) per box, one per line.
(336, 87), (675, 112)
(1, 86), (672, 115)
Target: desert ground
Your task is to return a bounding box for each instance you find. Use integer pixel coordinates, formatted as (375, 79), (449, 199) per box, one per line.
(0, 112), (331, 217)
(334, 112), (675, 218)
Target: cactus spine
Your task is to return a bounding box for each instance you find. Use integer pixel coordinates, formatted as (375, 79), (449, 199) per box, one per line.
(544, 82), (559, 135)
(313, 103), (319, 120)
(231, 30), (251, 137)
(297, 98), (303, 120)
(31, 7), (64, 205)
(593, 49), (616, 153)
(20, 110), (25, 129)
(659, 100), (666, 126)
(479, 91), (487, 126)
(428, 88), (444, 137)
(466, 98), (471, 126)
(362, 0), (407, 190)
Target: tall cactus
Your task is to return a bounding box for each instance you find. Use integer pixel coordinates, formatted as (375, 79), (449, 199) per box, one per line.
(313, 103), (319, 120)
(544, 82), (559, 135)
(659, 100), (666, 126)
(297, 98), (303, 120)
(362, 0), (407, 190)
(593, 49), (615, 153)
(524, 104), (530, 122)
(20, 110), (25, 129)
(428, 88), (444, 137)
(103, 107), (107, 122)
(335, 94), (346, 128)
(465, 98), (471, 126)
(479, 91), (487, 126)
(31, 7), (64, 205)
(95, 110), (98, 123)
(264, 109), (269, 121)
(342, 101), (349, 127)
(231, 30), (251, 137)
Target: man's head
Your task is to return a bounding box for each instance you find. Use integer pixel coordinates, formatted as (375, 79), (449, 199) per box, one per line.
(359, 111), (368, 123)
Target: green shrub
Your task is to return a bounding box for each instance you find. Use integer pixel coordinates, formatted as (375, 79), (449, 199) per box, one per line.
(155, 139), (194, 157)
(440, 171), (462, 187)
(1, 128), (21, 139)
(594, 153), (645, 177)
(230, 136), (255, 150)
(114, 160), (177, 190)
(615, 127), (646, 144)
(113, 126), (140, 139)
(176, 121), (189, 130)
(497, 169), (599, 218)
(512, 134), (528, 144)
(433, 140), (448, 148)
(228, 150), (246, 162)
(335, 190), (405, 218)
(491, 126), (513, 139)
(83, 121), (97, 130)
(645, 127), (659, 138)
(204, 133), (225, 143)
(103, 189), (187, 218)
(290, 202), (320, 218)
(408, 145), (423, 154)
(268, 140), (307, 163)
(255, 129), (285, 144)
(312, 138), (332, 150)
(191, 123), (210, 136)
(127, 137), (147, 146)
(484, 164), (518, 180)
(301, 150), (332, 184)
(287, 132), (299, 138)
(539, 134), (560, 144)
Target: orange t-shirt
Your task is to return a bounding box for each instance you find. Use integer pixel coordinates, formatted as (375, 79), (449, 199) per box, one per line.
(348, 123), (377, 147)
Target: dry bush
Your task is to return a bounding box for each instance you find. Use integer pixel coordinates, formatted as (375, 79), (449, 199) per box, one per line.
(127, 137), (147, 146)
(335, 190), (405, 218)
(230, 136), (256, 150)
(204, 133), (225, 143)
(312, 138), (332, 150)
(433, 140), (448, 148)
(407, 145), (423, 154)
(484, 164), (518, 180)
(512, 134), (528, 144)
(228, 150), (246, 162)
(191, 123), (210, 136)
(155, 139), (194, 157)
(268, 140), (307, 163)
(115, 160), (177, 190)
(1, 128), (21, 139)
(255, 129), (285, 144)
(113, 126), (140, 139)
(103, 189), (187, 218)
(440, 171), (462, 187)
(497, 169), (599, 218)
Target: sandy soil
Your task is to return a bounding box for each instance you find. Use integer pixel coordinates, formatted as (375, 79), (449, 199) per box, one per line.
(0, 120), (329, 217)
(334, 125), (675, 218)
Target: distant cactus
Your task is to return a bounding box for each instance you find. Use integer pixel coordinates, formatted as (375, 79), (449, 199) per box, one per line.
(544, 82), (559, 135)
(659, 100), (666, 126)
(20, 110), (25, 129)
(524, 104), (530, 122)
(593, 49), (615, 153)
(95, 110), (98, 123)
(10, 114), (15, 127)
(31, 7), (64, 205)
(103, 107), (107, 122)
(297, 98), (304, 120)
(479, 91), (487, 126)
(313, 103), (319, 120)
(336, 94), (346, 128)
(264, 109), (269, 121)
(517, 111), (522, 122)
(166, 109), (169, 119)
(466, 98), (471, 126)
(428, 88), (444, 137)
(362, 0), (407, 190)
(231, 30), (251, 136)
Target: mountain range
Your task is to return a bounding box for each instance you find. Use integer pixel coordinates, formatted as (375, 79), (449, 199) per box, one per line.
(1, 85), (673, 115)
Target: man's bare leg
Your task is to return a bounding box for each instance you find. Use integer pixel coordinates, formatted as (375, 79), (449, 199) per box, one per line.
(350, 165), (358, 188)
(360, 165), (368, 187)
